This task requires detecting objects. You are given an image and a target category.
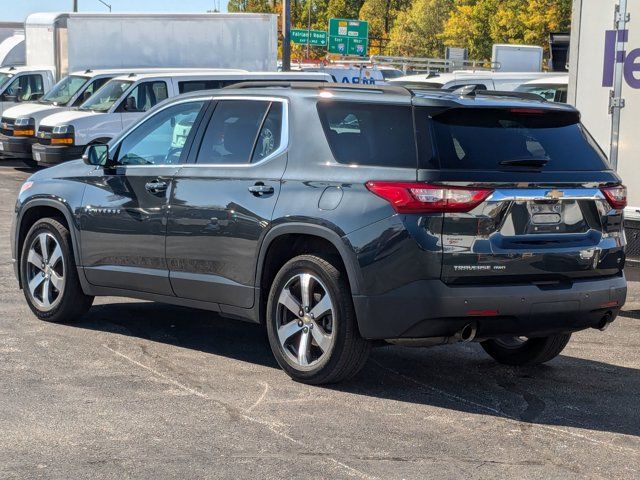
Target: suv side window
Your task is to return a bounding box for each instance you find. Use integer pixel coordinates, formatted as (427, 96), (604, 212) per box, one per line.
(116, 101), (204, 166)
(196, 100), (271, 165)
(119, 81), (169, 112)
(317, 101), (416, 168)
(252, 102), (283, 162)
(4, 74), (45, 101)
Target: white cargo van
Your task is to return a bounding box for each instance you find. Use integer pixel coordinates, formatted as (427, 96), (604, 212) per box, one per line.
(0, 68), (240, 162)
(32, 71), (331, 167)
(568, 0), (640, 260)
(0, 66), (55, 117)
(390, 71), (555, 91)
(515, 75), (568, 103)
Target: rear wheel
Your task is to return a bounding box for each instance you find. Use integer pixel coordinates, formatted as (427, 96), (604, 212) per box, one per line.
(266, 255), (370, 384)
(481, 333), (571, 366)
(20, 218), (93, 323)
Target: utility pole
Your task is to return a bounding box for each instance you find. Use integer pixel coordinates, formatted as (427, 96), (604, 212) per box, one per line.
(73, 0), (78, 12)
(282, 0), (291, 71)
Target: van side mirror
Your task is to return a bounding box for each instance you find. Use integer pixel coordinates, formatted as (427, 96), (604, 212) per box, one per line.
(82, 144), (109, 166)
(124, 96), (137, 111)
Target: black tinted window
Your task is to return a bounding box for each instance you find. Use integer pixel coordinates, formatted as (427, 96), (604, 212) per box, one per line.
(178, 80), (226, 94)
(196, 100), (270, 164)
(317, 102), (416, 168)
(429, 108), (609, 171)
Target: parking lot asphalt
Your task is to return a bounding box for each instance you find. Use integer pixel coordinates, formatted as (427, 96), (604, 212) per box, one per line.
(0, 159), (639, 480)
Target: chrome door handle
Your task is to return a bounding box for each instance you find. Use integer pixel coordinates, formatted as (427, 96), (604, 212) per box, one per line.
(145, 180), (168, 194)
(248, 183), (274, 196)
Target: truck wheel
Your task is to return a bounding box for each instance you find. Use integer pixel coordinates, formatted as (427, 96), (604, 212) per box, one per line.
(266, 255), (371, 384)
(481, 334), (571, 366)
(20, 218), (94, 323)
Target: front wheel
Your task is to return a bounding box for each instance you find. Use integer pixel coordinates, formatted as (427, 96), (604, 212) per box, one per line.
(266, 255), (370, 384)
(481, 334), (572, 366)
(20, 218), (94, 323)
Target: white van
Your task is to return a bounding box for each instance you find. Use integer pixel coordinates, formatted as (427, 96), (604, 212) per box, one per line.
(390, 71), (556, 91)
(0, 68), (244, 162)
(515, 75), (569, 103)
(32, 70), (331, 167)
(0, 66), (56, 117)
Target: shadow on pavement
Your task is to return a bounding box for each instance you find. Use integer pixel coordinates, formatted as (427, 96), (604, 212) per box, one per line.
(75, 300), (640, 440)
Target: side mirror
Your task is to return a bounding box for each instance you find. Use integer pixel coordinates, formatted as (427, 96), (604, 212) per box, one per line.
(124, 96), (137, 111)
(82, 144), (109, 166)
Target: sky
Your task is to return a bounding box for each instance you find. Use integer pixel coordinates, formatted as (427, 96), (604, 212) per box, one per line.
(5, 0), (230, 22)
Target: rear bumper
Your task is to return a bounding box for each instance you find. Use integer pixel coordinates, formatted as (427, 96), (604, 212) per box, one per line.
(32, 143), (84, 167)
(0, 133), (36, 158)
(353, 274), (627, 340)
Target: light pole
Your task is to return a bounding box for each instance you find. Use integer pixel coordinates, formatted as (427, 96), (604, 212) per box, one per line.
(73, 0), (78, 12)
(97, 0), (112, 12)
(282, 0), (291, 71)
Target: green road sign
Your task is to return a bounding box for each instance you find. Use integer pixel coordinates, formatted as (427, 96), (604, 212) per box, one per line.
(290, 29), (328, 47)
(328, 18), (369, 56)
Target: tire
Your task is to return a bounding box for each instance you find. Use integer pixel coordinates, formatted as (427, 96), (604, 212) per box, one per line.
(22, 158), (38, 169)
(481, 334), (572, 366)
(266, 255), (370, 384)
(20, 217), (94, 323)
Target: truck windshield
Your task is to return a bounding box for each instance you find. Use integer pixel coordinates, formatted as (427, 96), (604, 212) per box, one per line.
(41, 75), (90, 106)
(0, 73), (13, 88)
(428, 107), (609, 171)
(79, 79), (133, 112)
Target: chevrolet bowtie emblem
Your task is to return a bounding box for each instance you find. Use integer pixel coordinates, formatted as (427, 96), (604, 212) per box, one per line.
(546, 189), (564, 199)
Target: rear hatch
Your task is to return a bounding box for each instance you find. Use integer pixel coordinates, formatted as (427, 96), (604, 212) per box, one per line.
(420, 106), (626, 284)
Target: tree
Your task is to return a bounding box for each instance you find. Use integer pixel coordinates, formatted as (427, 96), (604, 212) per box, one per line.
(387, 0), (453, 57)
(440, 0), (497, 59)
(441, 0), (572, 60)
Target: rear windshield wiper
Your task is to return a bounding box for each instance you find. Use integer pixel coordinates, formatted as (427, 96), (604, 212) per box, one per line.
(499, 158), (549, 167)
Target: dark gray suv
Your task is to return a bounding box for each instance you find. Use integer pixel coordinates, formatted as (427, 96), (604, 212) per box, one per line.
(11, 83), (627, 384)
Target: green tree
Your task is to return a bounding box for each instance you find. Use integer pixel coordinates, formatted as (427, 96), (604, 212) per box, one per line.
(387, 0), (453, 57)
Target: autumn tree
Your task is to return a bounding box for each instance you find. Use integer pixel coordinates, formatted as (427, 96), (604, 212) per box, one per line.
(386, 0), (453, 57)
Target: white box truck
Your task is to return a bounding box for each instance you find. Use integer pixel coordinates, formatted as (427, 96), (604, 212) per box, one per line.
(0, 22), (25, 67)
(568, 0), (640, 260)
(26, 12), (278, 80)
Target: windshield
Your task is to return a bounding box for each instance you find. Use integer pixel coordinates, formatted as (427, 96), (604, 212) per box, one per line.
(428, 108), (609, 171)
(79, 79), (132, 112)
(0, 72), (13, 88)
(41, 75), (89, 105)
(515, 83), (568, 103)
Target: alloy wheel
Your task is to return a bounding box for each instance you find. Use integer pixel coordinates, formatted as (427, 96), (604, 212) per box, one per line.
(275, 272), (336, 369)
(25, 232), (65, 311)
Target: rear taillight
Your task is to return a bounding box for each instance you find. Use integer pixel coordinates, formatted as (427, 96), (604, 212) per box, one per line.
(601, 185), (627, 209)
(365, 181), (493, 213)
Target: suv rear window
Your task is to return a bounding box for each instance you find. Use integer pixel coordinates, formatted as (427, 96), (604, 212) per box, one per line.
(428, 108), (609, 171)
(317, 101), (416, 168)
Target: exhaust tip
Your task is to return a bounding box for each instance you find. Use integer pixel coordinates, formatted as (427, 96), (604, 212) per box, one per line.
(597, 311), (613, 331)
(459, 323), (477, 343)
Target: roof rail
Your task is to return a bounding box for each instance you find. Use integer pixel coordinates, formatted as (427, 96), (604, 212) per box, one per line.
(223, 81), (296, 89)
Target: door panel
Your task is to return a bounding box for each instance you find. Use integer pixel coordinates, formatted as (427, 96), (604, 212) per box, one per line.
(167, 99), (288, 308)
(80, 166), (179, 294)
